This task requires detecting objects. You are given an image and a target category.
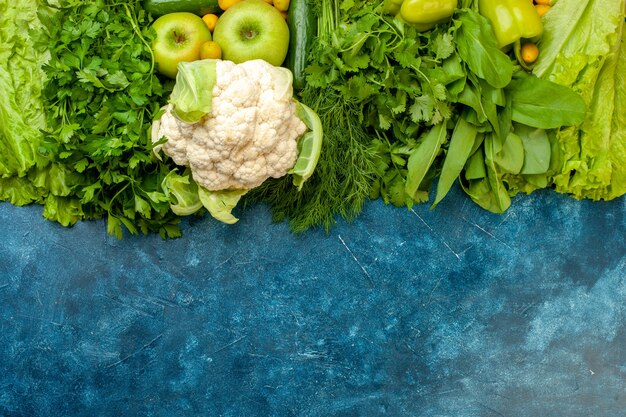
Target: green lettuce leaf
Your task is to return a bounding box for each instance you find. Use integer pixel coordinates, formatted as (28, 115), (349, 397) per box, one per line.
(0, 0), (49, 178)
(608, 32), (626, 198)
(533, 0), (626, 201)
(0, 176), (45, 206)
(42, 195), (83, 227)
(533, 0), (623, 85)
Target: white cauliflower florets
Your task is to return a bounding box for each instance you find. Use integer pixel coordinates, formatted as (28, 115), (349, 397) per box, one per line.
(154, 59), (307, 191)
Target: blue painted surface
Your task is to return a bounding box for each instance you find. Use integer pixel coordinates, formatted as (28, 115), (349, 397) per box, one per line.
(1, 186), (625, 417)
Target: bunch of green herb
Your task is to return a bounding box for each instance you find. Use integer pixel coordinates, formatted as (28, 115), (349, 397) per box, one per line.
(250, 0), (458, 230)
(38, 0), (180, 238)
(254, 0), (588, 230)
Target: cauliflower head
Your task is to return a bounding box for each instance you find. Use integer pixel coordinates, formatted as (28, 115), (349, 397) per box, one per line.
(153, 59), (307, 191)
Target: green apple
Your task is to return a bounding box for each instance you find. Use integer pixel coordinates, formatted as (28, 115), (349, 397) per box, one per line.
(213, 0), (289, 66)
(152, 12), (212, 79)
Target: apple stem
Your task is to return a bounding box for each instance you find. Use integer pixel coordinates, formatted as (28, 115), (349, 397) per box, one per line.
(173, 31), (186, 43)
(242, 29), (258, 40)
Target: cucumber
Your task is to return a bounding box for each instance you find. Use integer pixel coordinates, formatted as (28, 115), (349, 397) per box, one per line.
(143, 0), (221, 17)
(285, 0), (316, 92)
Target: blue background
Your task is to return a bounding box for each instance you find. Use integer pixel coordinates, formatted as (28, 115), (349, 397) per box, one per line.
(1, 186), (625, 416)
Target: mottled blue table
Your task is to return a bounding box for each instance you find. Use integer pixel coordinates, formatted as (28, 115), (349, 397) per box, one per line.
(1, 186), (625, 417)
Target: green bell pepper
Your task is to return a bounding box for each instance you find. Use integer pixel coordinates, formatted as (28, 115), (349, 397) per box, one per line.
(478, 0), (543, 48)
(385, 0), (458, 32)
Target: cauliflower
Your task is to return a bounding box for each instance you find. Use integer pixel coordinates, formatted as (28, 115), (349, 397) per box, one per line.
(153, 59), (307, 192)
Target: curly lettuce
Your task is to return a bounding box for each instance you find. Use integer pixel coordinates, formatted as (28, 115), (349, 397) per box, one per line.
(0, 0), (49, 179)
(533, 0), (626, 200)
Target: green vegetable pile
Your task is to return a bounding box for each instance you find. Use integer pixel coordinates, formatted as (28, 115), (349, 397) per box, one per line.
(1, 0), (625, 238)
(1, 0), (182, 238)
(251, 0), (601, 229)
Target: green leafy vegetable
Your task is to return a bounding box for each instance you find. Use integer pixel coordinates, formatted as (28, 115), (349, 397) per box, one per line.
(250, 88), (379, 232)
(454, 10), (513, 88)
(432, 117), (477, 207)
(405, 123), (447, 201)
(428, 7), (588, 210)
(492, 132), (524, 174)
(483, 134), (512, 213)
(464, 146), (486, 180)
(515, 124), (551, 175)
(506, 72), (586, 129)
(0, 0), (49, 179)
(38, 0), (180, 238)
(533, 0), (626, 201)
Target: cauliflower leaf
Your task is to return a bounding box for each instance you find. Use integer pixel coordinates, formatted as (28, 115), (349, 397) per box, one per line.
(290, 101), (323, 190)
(161, 169), (203, 216)
(198, 187), (247, 225)
(169, 60), (218, 124)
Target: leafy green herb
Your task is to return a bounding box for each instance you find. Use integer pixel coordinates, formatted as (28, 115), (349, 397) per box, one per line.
(40, 0), (179, 238)
(250, 89), (379, 232)
(250, 0), (458, 230)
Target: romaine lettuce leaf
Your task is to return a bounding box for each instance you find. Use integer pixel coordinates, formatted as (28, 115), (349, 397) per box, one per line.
(533, 0), (623, 85)
(533, 0), (626, 201)
(607, 31), (626, 198)
(0, 0), (49, 178)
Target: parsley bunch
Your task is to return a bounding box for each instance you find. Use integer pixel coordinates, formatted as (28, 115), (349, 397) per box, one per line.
(40, 0), (180, 238)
